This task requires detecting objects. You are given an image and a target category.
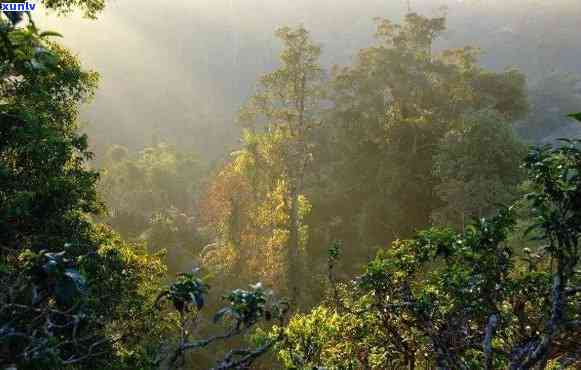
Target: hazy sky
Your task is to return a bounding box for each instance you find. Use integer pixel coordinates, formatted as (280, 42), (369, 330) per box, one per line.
(33, 0), (581, 159)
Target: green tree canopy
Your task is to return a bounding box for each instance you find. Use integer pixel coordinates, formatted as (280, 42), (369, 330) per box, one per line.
(277, 133), (581, 369)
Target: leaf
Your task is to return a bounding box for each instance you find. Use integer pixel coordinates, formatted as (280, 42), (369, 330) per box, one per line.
(43, 259), (59, 275)
(193, 292), (204, 310)
(523, 223), (541, 238)
(35, 49), (59, 67)
(64, 268), (86, 292)
(7, 31), (27, 45)
(55, 276), (79, 307)
(30, 59), (43, 70)
(39, 31), (63, 38)
(213, 307), (232, 323)
(567, 112), (581, 122)
(154, 290), (169, 308)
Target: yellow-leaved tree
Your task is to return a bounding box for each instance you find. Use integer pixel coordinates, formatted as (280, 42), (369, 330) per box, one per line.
(200, 26), (322, 305)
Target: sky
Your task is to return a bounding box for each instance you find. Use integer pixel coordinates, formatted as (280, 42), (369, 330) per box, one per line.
(33, 0), (581, 159)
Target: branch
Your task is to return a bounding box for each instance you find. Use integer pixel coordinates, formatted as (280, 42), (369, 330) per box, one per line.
(213, 322), (285, 370)
(565, 286), (581, 295)
(61, 335), (120, 365)
(166, 324), (250, 367)
(213, 340), (277, 370)
(483, 313), (499, 370)
(180, 326), (246, 351)
(518, 270), (565, 369)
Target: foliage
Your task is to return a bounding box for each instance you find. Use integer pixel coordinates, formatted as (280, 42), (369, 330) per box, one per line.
(157, 270), (208, 313)
(99, 143), (206, 273)
(1, 11), (171, 369)
(214, 283), (270, 329)
(1, 15), (100, 253)
(201, 25), (322, 305)
(199, 13), (531, 322)
(276, 133), (581, 369)
(238, 24), (323, 305)
(568, 112), (581, 122)
(3, 3), (579, 369)
(297, 12), (529, 287)
(432, 109), (526, 230)
(155, 272), (288, 369)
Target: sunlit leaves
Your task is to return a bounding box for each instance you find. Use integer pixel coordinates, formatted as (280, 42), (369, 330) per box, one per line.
(1, 12), (172, 368)
(277, 135), (581, 368)
(40, 0), (105, 18)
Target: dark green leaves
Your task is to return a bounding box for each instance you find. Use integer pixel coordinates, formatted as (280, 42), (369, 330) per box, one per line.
(327, 240), (342, 260)
(156, 270), (208, 313)
(568, 112), (581, 122)
(20, 248), (87, 308)
(55, 268), (86, 306)
(215, 283), (269, 327)
(522, 139), (581, 251)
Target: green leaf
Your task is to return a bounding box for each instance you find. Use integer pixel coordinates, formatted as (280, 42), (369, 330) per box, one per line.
(213, 307), (232, 323)
(8, 31), (27, 45)
(64, 268), (86, 292)
(523, 223), (541, 238)
(39, 31), (63, 38)
(55, 276), (79, 307)
(192, 291), (204, 309)
(568, 112), (581, 122)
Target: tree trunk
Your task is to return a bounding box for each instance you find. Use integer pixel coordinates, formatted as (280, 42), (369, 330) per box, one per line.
(287, 180), (301, 306)
(229, 197), (243, 277)
(405, 352), (416, 370)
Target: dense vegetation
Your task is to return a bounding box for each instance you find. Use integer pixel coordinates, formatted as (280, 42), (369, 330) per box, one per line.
(1, 2), (580, 369)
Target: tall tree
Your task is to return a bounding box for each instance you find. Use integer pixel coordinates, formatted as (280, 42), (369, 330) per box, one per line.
(1, 9), (171, 369)
(237, 25), (324, 304)
(308, 13), (528, 272)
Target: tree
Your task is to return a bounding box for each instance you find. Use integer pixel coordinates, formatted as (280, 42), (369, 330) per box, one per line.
(432, 110), (526, 230)
(199, 130), (312, 296)
(306, 13), (528, 273)
(99, 143), (206, 273)
(0, 8), (170, 369)
(0, 16), (100, 253)
(211, 25), (324, 305)
(154, 271), (288, 369)
(275, 120), (581, 369)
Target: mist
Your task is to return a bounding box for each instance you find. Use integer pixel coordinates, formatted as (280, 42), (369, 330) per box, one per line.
(4, 0), (581, 368)
(33, 0), (581, 161)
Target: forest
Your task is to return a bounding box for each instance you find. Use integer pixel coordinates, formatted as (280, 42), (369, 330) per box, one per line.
(1, 0), (581, 369)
